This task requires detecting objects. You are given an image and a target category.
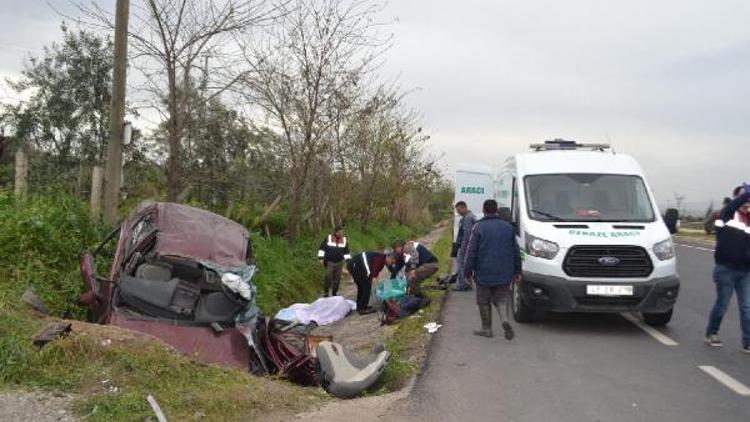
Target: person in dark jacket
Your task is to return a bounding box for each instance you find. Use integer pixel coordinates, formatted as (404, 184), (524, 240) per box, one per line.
(317, 226), (351, 297)
(392, 239), (439, 295)
(464, 199), (522, 339)
(705, 184), (750, 353)
(348, 250), (398, 315)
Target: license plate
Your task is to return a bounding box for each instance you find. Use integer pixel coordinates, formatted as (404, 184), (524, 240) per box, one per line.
(586, 285), (633, 296)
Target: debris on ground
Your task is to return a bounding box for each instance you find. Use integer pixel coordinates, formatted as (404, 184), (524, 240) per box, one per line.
(31, 322), (72, 348)
(22, 289), (50, 315)
(423, 322), (442, 334)
(316, 341), (390, 399)
(147, 394), (168, 422)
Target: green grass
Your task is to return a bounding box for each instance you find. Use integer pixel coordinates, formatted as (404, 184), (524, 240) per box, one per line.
(1, 308), (322, 421)
(0, 191), (104, 320)
(371, 226), (452, 393)
(673, 228), (715, 244)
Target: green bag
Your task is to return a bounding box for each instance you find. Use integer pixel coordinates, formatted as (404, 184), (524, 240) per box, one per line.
(375, 276), (408, 301)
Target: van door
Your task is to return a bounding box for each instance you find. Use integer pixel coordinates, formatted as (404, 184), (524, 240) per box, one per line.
(511, 177), (521, 235)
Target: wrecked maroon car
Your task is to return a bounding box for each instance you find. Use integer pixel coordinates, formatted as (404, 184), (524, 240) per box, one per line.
(78, 202), (265, 371)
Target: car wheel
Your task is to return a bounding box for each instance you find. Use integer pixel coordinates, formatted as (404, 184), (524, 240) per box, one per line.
(512, 280), (534, 323)
(643, 309), (673, 326)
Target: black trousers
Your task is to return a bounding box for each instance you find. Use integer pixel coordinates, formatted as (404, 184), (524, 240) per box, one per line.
(350, 256), (373, 311)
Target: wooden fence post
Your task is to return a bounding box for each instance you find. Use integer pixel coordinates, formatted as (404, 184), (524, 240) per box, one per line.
(90, 166), (104, 221)
(14, 150), (28, 199)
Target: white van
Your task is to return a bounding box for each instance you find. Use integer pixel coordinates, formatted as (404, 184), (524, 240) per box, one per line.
(453, 164), (494, 242)
(496, 140), (680, 326)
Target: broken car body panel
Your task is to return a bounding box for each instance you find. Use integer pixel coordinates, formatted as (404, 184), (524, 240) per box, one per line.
(79, 202), (255, 370)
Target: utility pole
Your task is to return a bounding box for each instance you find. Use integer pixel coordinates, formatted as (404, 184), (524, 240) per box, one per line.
(103, 0), (130, 225)
(14, 149), (28, 200)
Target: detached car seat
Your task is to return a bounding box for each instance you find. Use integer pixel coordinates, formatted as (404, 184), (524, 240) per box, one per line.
(316, 341), (390, 398)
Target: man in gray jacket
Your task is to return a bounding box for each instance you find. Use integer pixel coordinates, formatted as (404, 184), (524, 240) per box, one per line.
(454, 201), (477, 291)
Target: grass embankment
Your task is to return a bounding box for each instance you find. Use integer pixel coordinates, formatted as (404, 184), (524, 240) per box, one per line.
(254, 224), (421, 315)
(0, 191), (427, 420)
(674, 228), (715, 244)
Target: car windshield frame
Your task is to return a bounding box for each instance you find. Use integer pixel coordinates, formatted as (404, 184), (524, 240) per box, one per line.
(523, 173), (657, 223)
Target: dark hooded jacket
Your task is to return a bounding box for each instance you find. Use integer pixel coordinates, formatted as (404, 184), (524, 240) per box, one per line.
(463, 214), (521, 285)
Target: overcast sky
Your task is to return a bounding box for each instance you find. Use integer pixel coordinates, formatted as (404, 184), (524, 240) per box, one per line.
(1, 1), (749, 210)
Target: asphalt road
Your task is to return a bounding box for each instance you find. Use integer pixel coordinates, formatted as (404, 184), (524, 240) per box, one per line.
(392, 244), (750, 422)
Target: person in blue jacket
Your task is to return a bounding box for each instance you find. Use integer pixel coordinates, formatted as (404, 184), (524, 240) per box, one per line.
(464, 199), (522, 339)
(705, 183), (750, 353)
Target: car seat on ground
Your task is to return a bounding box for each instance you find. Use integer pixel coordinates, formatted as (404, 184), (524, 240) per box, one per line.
(316, 341), (390, 398)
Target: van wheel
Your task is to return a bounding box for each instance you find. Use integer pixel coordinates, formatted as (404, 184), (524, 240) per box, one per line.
(643, 309), (673, 326)
(512, 280), (534, 323)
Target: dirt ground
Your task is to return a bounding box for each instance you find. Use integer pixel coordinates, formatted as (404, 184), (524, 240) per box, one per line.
(0, 391), (77, 422)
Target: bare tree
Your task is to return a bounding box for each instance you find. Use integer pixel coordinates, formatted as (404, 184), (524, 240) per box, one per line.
(74, 0), (279, 200)
(237, 0), (390, 240)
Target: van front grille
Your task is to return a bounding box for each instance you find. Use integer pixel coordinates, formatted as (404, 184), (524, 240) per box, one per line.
(563, 246), (653, 278)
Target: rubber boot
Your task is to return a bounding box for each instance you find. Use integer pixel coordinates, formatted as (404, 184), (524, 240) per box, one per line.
(493, 302), (514, 341)
(473, 305), (493, 338)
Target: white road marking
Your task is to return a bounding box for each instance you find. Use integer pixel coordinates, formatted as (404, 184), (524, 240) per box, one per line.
(699, 365), (750, 396)
(620, 312), (679, 346)
(675, 243), (715, 252)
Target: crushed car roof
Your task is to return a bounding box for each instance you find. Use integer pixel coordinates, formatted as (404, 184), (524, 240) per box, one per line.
(138, 202), (249, 267)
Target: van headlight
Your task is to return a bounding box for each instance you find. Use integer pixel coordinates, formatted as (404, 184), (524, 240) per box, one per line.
(653, 238), (675, 260)
(526, 233), (559, 260)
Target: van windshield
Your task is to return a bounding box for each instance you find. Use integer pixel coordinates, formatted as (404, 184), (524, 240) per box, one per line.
(524, 174), (656, 222)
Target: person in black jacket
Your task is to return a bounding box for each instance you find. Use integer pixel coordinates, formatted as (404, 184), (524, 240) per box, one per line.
(348, 250), (398, 315)
(464, 199), (521, 339)
(705, 184), (750, 353)
(392, 239), (439, 295)
(317, 226), (351, 297)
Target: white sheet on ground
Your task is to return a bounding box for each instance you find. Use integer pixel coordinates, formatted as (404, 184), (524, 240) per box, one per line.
(274, 296), (356, 325)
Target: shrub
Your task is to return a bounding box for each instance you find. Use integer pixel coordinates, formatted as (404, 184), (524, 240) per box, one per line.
(0, 190), (103, 318)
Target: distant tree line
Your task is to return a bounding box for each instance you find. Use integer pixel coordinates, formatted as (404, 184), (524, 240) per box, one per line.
(0, 0), (450, 239)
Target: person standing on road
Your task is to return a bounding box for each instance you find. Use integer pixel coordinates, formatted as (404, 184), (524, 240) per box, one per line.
(347, 250), (399, 315)
(392, 239), (440, 296)
(464, 199), (521, 339)
(705, 184), (750, 353)
(453, 201), (477, 292)
(317, 226), (351, 297)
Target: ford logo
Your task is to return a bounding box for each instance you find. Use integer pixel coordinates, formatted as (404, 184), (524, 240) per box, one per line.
(598, 256), (621, 266)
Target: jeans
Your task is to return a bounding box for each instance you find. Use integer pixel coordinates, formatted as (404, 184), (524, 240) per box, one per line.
(456, 248), (467, 289)
(706, 264), (750, 347)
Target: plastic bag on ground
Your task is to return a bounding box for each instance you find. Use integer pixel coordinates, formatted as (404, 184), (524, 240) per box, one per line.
(375, 276), (408, 302)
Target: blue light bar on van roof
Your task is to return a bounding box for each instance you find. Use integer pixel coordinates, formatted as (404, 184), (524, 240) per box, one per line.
(530, 139), (611, 152)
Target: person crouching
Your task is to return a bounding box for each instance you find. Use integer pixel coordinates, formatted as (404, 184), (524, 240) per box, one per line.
(347, 250), (398, 315)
